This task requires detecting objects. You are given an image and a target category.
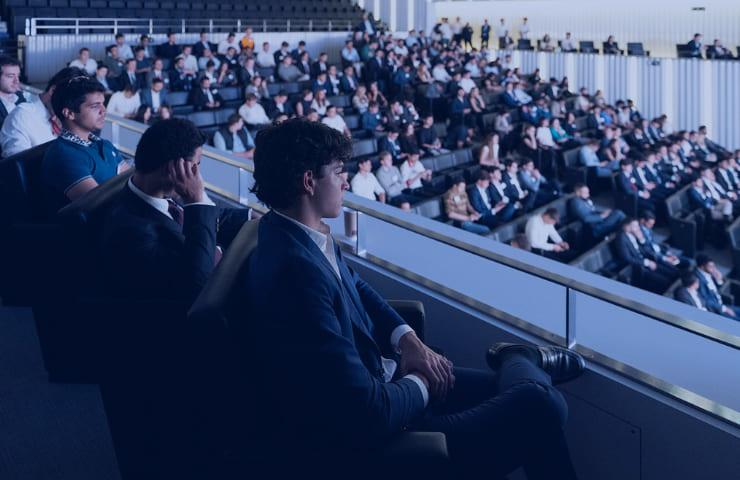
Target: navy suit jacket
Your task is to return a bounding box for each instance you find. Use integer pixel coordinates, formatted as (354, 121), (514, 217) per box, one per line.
(469, 185), (493, 215)
(696, 272), (723, 314)
(688, 187), (714, 211)
(674, 287), (706, 309)
(569, 197), (603, 225)
(617, 172), (638, 195)
(614, 232), (646, 268)
(139, 88), (169, 110)
(235, 211), (425, 454)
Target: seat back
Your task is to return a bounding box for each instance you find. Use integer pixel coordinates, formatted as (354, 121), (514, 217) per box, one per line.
(0, 141), (54, 227)
(413, 197), (442, 219)
(627, 42), (645, 55)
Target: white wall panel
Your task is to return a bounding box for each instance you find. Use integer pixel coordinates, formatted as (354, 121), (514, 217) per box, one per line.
(712, 60), (740, 155)
(676, 59), (703, 132)
(547, 52), (566, 81)
(604, 54), (629, 105)
(637, 57), (665, 121)
(432, 0), (740, 58)
(574, 54), (597, 93)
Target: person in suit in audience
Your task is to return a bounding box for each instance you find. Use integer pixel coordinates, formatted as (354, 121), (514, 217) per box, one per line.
(706, 39), (734, 60)
(40, 76), (123, 216)
(617, 159), (655, 212)
(97, 118), (250, 302)
(614, 218), (673, 293)
(518, 158), (560, 209)
(0, 56), (27, 129)
(267, 90), (295, 120)
(502, 159), (535, 212)
(168, 56), (195, 92)
(94, 65), (114, 96)
(157, 32), (181, 62)
(239, 118), (583, 477)
(377, 127), (405, 164)
(139, 77), (168, 115)
(695, 255), (740, 318)
(192, 31), (215, 59)
(119, 58), (143, 92)
(686, 33), (704, 58)
(638, 210), (690, 273)
(480, 19), (491, 49)
(716, 157), (739, 194)
(570, 184), (625, 239)
(340, 65), (359, 95)
(310, 52), (330, 79)
(674, 272), (709, 312)
(469, 169), (512, 228)
(444, 178), (489, 235)
(189, 76), (222, 111)
(360, 101), (385, 136)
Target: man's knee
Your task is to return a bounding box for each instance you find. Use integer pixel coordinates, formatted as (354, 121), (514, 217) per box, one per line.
(510, 381), (568, 429)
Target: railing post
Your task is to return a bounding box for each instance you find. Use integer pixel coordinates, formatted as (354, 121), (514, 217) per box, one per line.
(149, 19), (153, 35)
(75, 19), (79, 36)
(181, 19), (185, 35)
(328, 20), (332, 32)
(286, 19), (290, 33)
(262, 19), (266, 33)
(237, 19), (241, 33)
(209, 19), (213, 34)
(113, 18), (117, 35)
(309, 19), (313, 32)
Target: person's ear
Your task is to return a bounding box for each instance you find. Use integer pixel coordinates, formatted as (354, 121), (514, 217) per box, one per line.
(61, 107), (75, 122)
(303, 170), (315, 197)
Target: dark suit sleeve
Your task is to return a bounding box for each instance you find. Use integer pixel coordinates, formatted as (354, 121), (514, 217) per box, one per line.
(674, 288), (693, 306)
(615, 234), (643, 268)
(469, 188), (487, 214)
(264, 258), (426, 443)
(571, 199), (603, 224)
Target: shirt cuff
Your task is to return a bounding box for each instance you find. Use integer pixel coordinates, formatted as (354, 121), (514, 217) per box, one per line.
(390, 324), (414, 351)
(184, 191), (216, 207)
(404, 374), (429, 407)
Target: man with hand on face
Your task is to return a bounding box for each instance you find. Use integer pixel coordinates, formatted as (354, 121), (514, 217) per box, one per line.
(239, 118), (583, 478)
(40, 75), (122, 216)
(96, 118), (251, 302)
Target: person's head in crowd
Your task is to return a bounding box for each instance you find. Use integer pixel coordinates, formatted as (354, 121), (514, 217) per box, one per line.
(681, 271), (699, 291)
(275, 90), (288, 105)
(0, 56), (21, 96)
(226, 113), (244, 133)
(542, 207), (560, 225)
(450, 177), (466, 196)
(166, 32), (176, 44)
(621, 217), (638, 234)
(152, 58), (164, 72)
(386, 126), (399, 141)
(245, 93), (258, 107)
(199, 30), (208, 42)
(77, 47), (91, 63)
(639, 209), (656, 230)
(357, 157), (373, 175)
(487, 166), (503, 184)
(422, 114), (434, 128)
(115, 33), (125, 47)
(511, 233), (531, 251)
(505, 158), (519, 175)
(181, 45), (192, 58)
(134, 104), (152, 124)
(274, 113), (289, 124)
(476, 169), (491, 188)
(118, 84), (136, 99)
(328, 64), (338, 77)
(226, 46), (237, 59)
(344, 65), (354, 77)
(282, 55), (293, 66)
(199, 76), (211, 91)
(125, 58), (136, 73)
(403, 122), (414, 137)
(95, 64), (108, 80)
(693, 33), (702, 44)
(696, 254), (713, 272)
(378, 151), (392, 168)
(51, 75), (107, 135)
(158, 104), (172, 121)
(504, 81), (514, 93)
(251, 118), (352, 218)
(149, 77), (164, 93)
(106, 44), (119, 59)
(173, 56), (185, 71)
(620, 159), (633, 174)
(202, 48), (213, 59)
(133, 118), (205, 199)
(520, 158), (537, 174)
(325, 105), (338, 118)
(140, 34), (150, 46)
(306, 108), (320, 122)
(700, 166), (715, 182)
(573, 183), (590, 200)
(315, 88), (327, 103)
(135, 46), (145, 61)
(251, 75), (263, 88)
(262, 41), (270, 53)
(406, 151), (420, 165)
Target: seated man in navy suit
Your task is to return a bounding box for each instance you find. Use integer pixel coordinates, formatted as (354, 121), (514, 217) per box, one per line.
(97, 118), (250, 302)
(614, 218), (674, 293)
(569, 183), (625, 239)
(695, 254), (740, 319)
(237, 118), (584, 477)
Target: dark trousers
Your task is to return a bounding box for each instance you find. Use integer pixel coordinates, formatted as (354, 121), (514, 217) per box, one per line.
(413, 358), (577, 480)
(590, 209), (626, 238)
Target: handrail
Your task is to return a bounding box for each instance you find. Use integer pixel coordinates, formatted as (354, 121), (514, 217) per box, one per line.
(26, 17), (354, 36)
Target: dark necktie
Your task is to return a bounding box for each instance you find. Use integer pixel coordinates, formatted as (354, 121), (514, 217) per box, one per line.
(167, 199), (184, 226)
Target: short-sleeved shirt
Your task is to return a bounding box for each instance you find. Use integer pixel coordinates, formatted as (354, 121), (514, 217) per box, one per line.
(41, 132), (121, 215)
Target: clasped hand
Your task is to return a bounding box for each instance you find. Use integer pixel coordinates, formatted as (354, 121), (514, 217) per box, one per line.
(398, 332), (455, 402)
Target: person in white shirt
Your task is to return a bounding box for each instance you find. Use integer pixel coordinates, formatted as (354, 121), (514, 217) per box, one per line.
(525, 208), (569, 254)
(561, 32), (577, 52)
(114, 33), (134, 61)
(536, 118), (557, 148)
(197, 49), (220, 71)
(513, 83), (533, 105)
(217, 32), (240, 55)
(238, 93), (270, 127)
(0, 56), (27, 126)
(321, 106), (351, 138)
(256, 42), (276, 68)
(495, 18), (508, 40)
(519, 17), (530, 40)
(459, 71), (476, 94)
(400, 152), (431, 190)
(432, 63), (451, 83)
(438, 18), (452, 44)
(106, 85), (141, 118)
(351, 157), (386, 202)
(180, 46), (198, 75)
(69, 47), (98, 76)
(0, 66), (84, 157)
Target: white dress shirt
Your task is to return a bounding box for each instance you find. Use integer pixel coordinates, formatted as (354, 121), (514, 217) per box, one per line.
(525, 214), (563, 251)
(0, 96), (55, 158)
(698, 270), (722, 304)
(69, 58), (98, 75)
(217, 38), (240, 55)
(477, 184), (492, 210)
(149, 90), (161, 112)
(256, 51), (275, 68)
(271, 209), (427, 405)
(182, 54), (198, 73)
(687, 288), (707, 311)
(536, 126), (556, 147)
(107, 91), (141, 117)
(0, 93), (20, 116)
(351, 171), (385, 201)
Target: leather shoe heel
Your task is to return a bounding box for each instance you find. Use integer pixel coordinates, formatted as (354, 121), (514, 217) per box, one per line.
(538, 345), (586, 384)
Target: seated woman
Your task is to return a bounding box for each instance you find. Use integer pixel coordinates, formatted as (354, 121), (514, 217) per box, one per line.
(520, 123), (557, 177)
(295, 89), (314, 117)
(550, 118), (578, 149)
(399, 123), (420, 155)
(468, 87), (487, 132)
(416, 63), (432, 84)
(310, 88), (331, 117)
(352, 85), (370, 114)
(479, 132), (501, 167)
(215, 62), (238, 88)
(367, 81), (388, 109)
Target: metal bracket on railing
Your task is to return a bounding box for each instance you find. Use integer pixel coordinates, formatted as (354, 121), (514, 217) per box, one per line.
(148, 19), (153, 35)
(75, 19), (80, 35)
(208, 19), (213, 34)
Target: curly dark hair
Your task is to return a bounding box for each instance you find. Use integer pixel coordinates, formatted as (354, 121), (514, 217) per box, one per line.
(50, 75), (105, 120)
(134, 118), (205, 174)
(251, 118), (352, 209)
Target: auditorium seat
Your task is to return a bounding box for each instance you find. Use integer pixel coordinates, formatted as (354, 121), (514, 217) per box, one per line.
(570, 235), (631, 283)
(627, 42), (648, 56)
(188, 218), (451, 477)
(665, 184), (703, 257)
(579, 41), (598, 54)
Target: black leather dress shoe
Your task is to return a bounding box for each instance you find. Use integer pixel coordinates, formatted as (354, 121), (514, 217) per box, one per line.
(486, 342), (586, 384)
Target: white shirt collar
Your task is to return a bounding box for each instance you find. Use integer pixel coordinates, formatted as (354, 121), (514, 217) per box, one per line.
(128, 177), (172, 219)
